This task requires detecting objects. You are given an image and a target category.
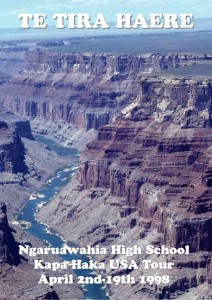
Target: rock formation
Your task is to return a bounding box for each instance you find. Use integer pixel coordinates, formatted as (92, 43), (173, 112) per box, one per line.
(79, 75), (212, 247)
(76, 75), (212, 297)
(0, 117), (28, 174)
(1, 52), (211, 130)
(0, 45), (26, 79)
(0, 204), (62, 300)
(37, 74), (212, 299)
(0, 112), (83, 299)
(1, 48), (212, 298)
(0, 202), (20, 265)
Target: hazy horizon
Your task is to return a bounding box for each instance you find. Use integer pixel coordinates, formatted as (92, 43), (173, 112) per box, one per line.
(0, 17), (212, 41)
(1, 0), (211, 29)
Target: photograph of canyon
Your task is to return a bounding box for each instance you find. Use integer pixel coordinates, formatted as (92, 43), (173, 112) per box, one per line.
(0, 1), (212, 300)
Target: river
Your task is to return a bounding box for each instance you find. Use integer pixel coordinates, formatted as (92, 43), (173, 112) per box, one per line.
(16, 135), (109, 300)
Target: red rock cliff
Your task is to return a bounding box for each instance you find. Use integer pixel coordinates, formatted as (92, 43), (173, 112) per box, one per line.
(1, 53), (211, 130)
(79, 75), (212, 254)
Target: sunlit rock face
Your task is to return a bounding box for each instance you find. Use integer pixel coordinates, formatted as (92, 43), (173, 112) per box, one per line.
(1, 52), (210, 130)
(0, 50), (212, 298)
(75, 75), (212, 298)
(79, 75), (212, 251)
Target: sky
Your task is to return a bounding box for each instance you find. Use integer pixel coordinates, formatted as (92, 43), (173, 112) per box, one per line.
(0, 0), (211, 29)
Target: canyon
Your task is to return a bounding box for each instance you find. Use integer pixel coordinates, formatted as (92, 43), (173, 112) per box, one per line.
(0, 46), (211, 299)
(0, 110), (83, 299)
(1, 52), (211, 131)
(37, 74), (212, 299)
(0, 201), (62, 300)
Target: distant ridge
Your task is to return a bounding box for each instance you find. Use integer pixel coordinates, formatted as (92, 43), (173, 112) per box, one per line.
(0, 18), (212, 40)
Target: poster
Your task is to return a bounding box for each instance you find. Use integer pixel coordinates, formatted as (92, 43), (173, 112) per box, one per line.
(0, 1), (211, 299)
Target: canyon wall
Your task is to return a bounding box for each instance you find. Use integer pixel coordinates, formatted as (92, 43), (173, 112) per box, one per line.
(0, 201), (62, 300)
(71, 75), (212, 298)
(24, 52), (212, 75)
(0, 45), (27, 80)
(79, 75), (212, 251)
(0, 202), (20, 265)
(0, 117), (29, 174)
(135, 76), (212, 127)
(1, 49), (212, 298)
(1, 52), (211, 130)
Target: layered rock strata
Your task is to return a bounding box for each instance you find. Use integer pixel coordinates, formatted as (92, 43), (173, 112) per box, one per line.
(0, 202), (20, 265)
(0, 47), (26, 79)
(38, 75), (212, 299)
(79, 75), (212, 252)
(0, 119), (28, 174)
(79, 76), (212, 297)
(0, 113), (83, 299)
(1, 48), (212, 298)
(1, 53), (211, 131)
